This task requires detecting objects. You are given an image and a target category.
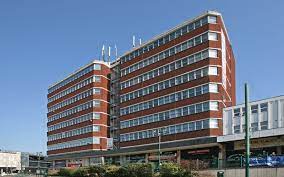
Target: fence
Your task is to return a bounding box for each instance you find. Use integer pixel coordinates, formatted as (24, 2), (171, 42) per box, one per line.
(180, 155), (284, 171)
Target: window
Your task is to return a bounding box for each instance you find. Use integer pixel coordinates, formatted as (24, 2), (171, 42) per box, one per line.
(196, 104), (202, 113)
(94, 88), (101, 94)
(93, 113), (100, 119)
(94, 64), (101, 70)
(169, 126), (175, 134)
(196, 87), (202, 96)
(94, 101), (100, 107)
(208, 16), (217, 24)
(251, 123), (258, 131)
(208, 32), (218, 41)
(209, 119), (218, 128)
(210, 102), (218, 110)
(209, 84), (218, 93)
(194, 20), (201, 28)
(260, 103), (268, 112)
(203, 119), (209, 129)
(209, 49), (218, 58)
(234, 125), (240, 133)
(203, 102), (209, 111)
(251, 105), (258, 114)
(94, 76), (101, 82)
(176, 125), (182, 133)
(195, 36), (202, 45)
(196, 121), (202, 130)
(182, 123), (189, 132)
(234, 108), (240, 117)
(260, 121), (268, 130)
(209, 67), (218, 75)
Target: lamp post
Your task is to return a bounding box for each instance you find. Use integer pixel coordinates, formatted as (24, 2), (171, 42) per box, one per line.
(155, 129), (162, 171)
(244, 83), (250, 177)
(158, 129), (161, 169)
(37, 152), (42, 176)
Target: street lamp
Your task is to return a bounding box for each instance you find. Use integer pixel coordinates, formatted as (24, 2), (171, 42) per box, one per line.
(37, 152), (42, 176)
(156, 129), (162, 171)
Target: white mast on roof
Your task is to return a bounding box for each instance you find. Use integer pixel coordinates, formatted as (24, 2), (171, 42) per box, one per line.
(101, 45), (105, 62)
(132, 35), (136, 48)
(108, 46), (111, 62)
(114, 44), (118, 59)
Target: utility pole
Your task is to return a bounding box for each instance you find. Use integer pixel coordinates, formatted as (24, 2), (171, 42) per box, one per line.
(245, 83), (250, 177)
(158, 129), (161, 171)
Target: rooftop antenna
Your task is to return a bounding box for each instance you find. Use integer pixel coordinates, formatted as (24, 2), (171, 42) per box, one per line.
(132, 35), (136, 48)
(114, 44), (118, 59)
(139, 38), (142, 45)
(108, 46), (111, 62)
(101, 45), (105, 62)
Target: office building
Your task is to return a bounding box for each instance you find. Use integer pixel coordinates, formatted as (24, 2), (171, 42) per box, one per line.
(47, 61), (111, 166)
(218, 95), (284, 159)
(47, 10), (236, 167)
(0, 150), (50, 175)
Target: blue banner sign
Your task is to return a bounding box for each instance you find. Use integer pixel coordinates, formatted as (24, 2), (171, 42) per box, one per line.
(249, 156), (284, 167)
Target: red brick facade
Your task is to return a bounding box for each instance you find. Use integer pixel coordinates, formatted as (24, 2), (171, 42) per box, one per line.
(47, 61), (111, 156)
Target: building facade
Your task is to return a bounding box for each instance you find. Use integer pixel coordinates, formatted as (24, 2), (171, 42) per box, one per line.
(0, 150), (50, 175)
(218, 95), (284, 159)
(47, 61), (111, 165)
(47, 11), (236, 167)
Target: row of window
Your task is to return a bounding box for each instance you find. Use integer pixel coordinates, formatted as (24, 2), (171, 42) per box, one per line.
(48, 64), (101, 94)
(120, 49), (218, 102)
(120, 101), (219, 129)
(120, 83), (218, 116)
(48, 76), (101, 103)
(47, 137), (100, 151)
(233, 121), (269, 134)
(48, 100), (101, 123)
(233, 103), (268, 117)
(120, 66), (218, 116)
(121, 31), (218, 80)
(48, 125), (101, 142)
(120, 15), (217, 64)
(47, 112), (101, 132)
(120, 118), (219, 142)
(121, 48), (218, 90)
(121, 66), (217, 104)
(48, 88), (102, 113)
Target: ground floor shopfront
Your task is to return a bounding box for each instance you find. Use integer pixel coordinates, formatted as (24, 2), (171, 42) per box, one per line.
(48, 137), (221, 170)
(48, 135), (284, 170)
(219, 136), (284, 159)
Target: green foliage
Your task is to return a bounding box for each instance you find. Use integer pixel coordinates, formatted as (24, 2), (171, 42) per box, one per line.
(54, 162), (196, 177)
(87, 165), (106, 177)
(105, 166), (129, 177)
(126, 163), (153, 177)
(57, 168), (73, 177)
(159, 163), (196, 177)
(72, 168), (87, 177)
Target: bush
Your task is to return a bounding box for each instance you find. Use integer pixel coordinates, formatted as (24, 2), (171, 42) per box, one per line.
(57, 168), (73, 177)
(159, 163), (196, 177)
(104, 165), (121, 177)
(87, 166), (106, 177)
(103, 163), (152, 177)
(126, 163), (153, 177)
(72, 168), (87, 177)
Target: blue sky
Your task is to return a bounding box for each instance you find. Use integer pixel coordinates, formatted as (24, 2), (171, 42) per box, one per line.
(0, 0), (283, 154)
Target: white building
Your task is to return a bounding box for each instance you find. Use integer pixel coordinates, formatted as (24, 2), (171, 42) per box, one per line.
(218, 95), (284, 157)
(0, 151), (21, 173)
